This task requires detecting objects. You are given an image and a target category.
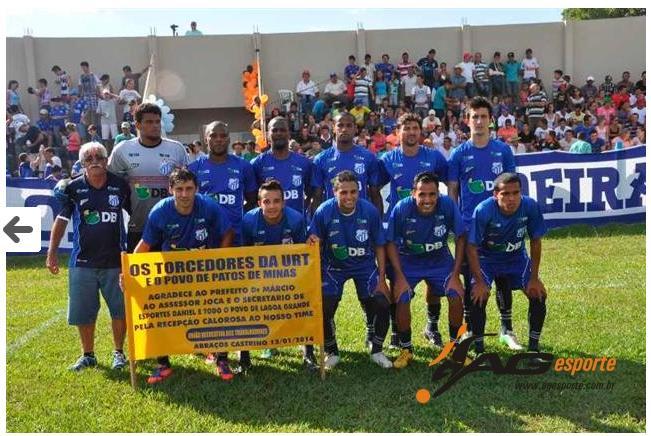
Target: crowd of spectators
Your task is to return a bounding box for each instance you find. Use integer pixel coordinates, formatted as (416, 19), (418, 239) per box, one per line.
(274, 48), (645, 158)
(7, 46), (646, 179)
(6, 61), (149, 179)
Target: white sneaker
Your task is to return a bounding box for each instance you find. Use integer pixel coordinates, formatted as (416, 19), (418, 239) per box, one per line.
(324, 353), (340, 370)
(499, 331), (524, 351)
(370, 352), (393, 369)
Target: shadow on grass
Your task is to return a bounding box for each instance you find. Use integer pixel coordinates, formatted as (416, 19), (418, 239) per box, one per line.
(545, 223), (645, 240)
(128, 345), (644, 432)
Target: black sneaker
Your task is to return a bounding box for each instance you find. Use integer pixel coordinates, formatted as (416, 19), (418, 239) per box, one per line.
(69, 354), (97, 372)
(423, 329), (444, 348)
(303, 352), (319, 373)
(233, 357), (252, 375)
(389, 333), (400, 350)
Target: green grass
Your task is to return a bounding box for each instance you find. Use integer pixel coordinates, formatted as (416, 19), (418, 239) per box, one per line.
(6, 223), (646, 432)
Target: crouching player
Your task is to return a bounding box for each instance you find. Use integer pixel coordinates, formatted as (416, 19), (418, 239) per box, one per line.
(467, 172), (548, 360)
(308, 170), (393, 369)
(133, 168), (235, 383)
(239, 179), (319, 373)
(386, 172), (465, 368)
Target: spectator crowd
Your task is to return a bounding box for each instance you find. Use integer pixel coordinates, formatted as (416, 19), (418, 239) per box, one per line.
(6, 46), (646, 180)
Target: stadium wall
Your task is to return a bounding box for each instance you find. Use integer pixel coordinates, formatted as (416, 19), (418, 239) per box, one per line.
(6, 16), (645, 136)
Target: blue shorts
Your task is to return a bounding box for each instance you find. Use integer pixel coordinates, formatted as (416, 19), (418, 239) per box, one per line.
(472, 255), (532, 291)
(321, 265), (379, 300)
(388, 262), (456, 304)
(68, 267), (125, 325)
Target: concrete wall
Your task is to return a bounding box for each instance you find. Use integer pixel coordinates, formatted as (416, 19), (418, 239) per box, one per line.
(572, 16), (646, 85)
(260, 30), (356, 110)
(156, 34), (254, 109)
(6, 17), (646, 127)
(471, 22), (565, 88)
(365, 26), (461, 70)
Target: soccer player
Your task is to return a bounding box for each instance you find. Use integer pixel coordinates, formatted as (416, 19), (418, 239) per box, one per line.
(240, 180), (318, 372)
(188, 121), (257, 246)
(251, 116), (313, 215)
(378, 112), (449, 348)
(385, 172), (465, 368)
(311, 112), (383, 346)
(187, 120), (257, 367)
(447, 96), (521, 350)
(47, 142), (131, 371)
(308, 170), (393, 370)
(467, 172), (548, 358)
(107, 102), (188, 252)
(133, 168), (235, 383)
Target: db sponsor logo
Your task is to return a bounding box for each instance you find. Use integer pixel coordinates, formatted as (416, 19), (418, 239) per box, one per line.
(284, 190), (299, 200)
(213, 193), (237, 205)
(83, 210), (118, 225)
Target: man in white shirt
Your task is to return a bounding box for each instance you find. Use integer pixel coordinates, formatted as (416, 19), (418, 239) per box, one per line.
(497, 108), (516, 128)
(631, 99), (646, 125)
(296, 70), (319, 117)
(401, 66), (419, 107)
(422, 109), (442, 135)
(411, 75), (431, 119)
(323, 72), (348, 107)
(521, 48), (540, 83)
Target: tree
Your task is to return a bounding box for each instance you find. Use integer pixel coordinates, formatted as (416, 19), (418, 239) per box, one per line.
(562, 8), (645, 21)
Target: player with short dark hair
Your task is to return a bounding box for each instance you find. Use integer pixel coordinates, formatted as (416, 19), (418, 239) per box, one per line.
(467, 172), (548, 359)
(308, 170), (392, 370)
(311, 112), (384, 346)
(134, 167), (235, 383)
(251, 116), (314, 216)
(239, 179), (318, 372)
(385, 172), (465, 367)
(447, 96), (520, 351)
(378, 111), (449, 348)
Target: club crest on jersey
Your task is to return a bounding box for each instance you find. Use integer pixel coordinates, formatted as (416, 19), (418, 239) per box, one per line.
(292, 174), (302, 187)
(354, 163), (365, 175)
(434, 225), (446, 237)
(228, 178), (240, 191)
(159, 160), (174, 176)
(491, 162), (503, 175)
(108, 194), (120, 207)
(195, 228), (208, 241)
(355, 229), (368, 242)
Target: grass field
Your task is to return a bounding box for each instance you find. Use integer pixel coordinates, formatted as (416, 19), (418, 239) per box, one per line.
(5, 223), (646, 432)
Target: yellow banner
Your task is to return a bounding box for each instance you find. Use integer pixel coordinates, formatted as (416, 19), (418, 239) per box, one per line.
(121, 244), (323, 361)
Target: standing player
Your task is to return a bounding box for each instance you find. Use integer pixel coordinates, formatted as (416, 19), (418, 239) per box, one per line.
(188, 120), (257, 366)
(47, 142), (131, 371)
(378, 112), (449, 348)
(251, 116), (313, 216)
(311, 112), (383, 346)
(385, 172), (465, 368)
(447, 96), (521, 350)
(188, 121), (257, 246)
(467, 173), (548, 357)
(240, 180), (319, 372)
(308, 171), (393, 370)
(133, 168), (235, 383)
(108, 103), (188, 252)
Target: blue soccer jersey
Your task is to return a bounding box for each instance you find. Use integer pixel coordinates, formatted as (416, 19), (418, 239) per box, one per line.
(309, 198), (385, 272)
(56, 172), (131, 268)
(311, 145), (380, 200)
(386, 195), (464, 268)
(469, 196), (547, 262)
(447, 139), (516, 230)
(241, 206), (307, 246)
(188, 154), (257, 243)
(250, 151), (313, 214)
(379, 146), (449, 218)
(142, 194), (232, 251)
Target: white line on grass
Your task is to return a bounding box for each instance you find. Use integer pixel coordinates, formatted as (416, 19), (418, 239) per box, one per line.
(7, 309), (65, 356)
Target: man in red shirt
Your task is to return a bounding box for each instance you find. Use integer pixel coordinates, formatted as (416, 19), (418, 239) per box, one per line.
(612, 85), (630, 109)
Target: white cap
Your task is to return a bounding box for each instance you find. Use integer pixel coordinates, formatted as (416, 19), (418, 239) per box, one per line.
(587, 76), (595, 81)
(39, 109), (48, 115)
